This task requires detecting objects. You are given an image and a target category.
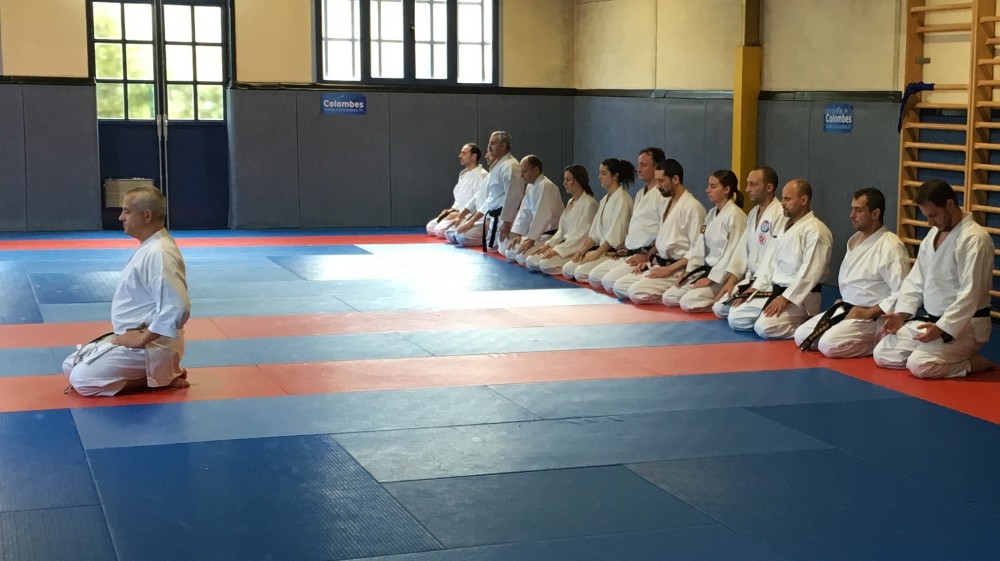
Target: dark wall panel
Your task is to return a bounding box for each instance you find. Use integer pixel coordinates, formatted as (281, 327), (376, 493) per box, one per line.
(297, 91), (392, 227)
(387, 92), (478, 226)
(573, 96), (666, 199)
(22, 85), (100, 231)
(228, 89), (301, 228)
(477, 94), (570, 194)
(757, 100), (900, 286)
(0, 85), (26, 231)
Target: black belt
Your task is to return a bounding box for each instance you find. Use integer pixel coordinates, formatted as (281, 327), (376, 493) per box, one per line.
(905, 307), (990, 343)
(799, 301), (855, 351)
(543, 228), (558, 236)
(651, 255), (677, 267)
(723, 279), (755, 306)
(677, 264), (712, 287)
(482, 207), (503, 253)
(726, 283), (821, 308)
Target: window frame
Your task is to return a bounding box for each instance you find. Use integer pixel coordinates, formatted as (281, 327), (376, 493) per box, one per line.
(315, 0), (499, 87)
(87, 0), (233, 123)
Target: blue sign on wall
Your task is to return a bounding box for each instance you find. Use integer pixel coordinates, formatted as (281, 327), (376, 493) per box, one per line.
(321, 93), (367, 115)
(823, 103), (853, 133)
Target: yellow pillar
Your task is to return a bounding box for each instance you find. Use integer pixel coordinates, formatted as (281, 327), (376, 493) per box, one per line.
(731, 0), (761, 210)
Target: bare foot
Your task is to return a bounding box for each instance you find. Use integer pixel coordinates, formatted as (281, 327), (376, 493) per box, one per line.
(969, 354), (995, 375)
(169, 377), (190, 389)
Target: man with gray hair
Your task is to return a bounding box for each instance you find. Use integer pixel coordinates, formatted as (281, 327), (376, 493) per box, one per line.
(448, 131), (526, 251)
(62, 186), (191, 396)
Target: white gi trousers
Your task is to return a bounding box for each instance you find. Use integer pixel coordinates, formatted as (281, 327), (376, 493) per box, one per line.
(612, 270), (682, 304)
(794, 314), (881, 358)
(598, 262), (639, 294)
(428, 217), (456, 239)
(532, 254), (572, 275)
(62, 337), (147, 397)
(586, 257), (627, 290)
(503, 235), (552, 264)
(728, 292), (820, 339)
(663, 284), (722, 312)
(445, 219), (485, 247)
(562, 252), (611, 282)
(873, 320), (989, 378)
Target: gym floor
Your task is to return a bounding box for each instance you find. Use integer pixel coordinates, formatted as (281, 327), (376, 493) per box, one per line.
(1, 229), (999, 561)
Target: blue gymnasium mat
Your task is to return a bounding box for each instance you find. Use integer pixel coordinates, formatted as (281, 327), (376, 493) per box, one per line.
(628, 448), (1000, 561)
(750, 398), (1000, 503)
(36, 296), (358, 323)
(2, 320), (759, 375)
(87, 435), (441, 561)
(72, 387), (541, 449)
(332, 287), (617, 312)
(398, 321), (752, 356)
(0, 347), (64, 378)
(350, 526), (783, 561)
(488, 368), (903, 419)
(0, 410), (99, 512)
(0, 506), (117, 561)
(29, 271), (120, 304)
(384, 466), (714, 548)
(334, 407), (830, 482)
(0, 283), (43, 324)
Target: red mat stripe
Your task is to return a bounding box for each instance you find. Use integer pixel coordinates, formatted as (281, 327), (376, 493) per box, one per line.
(0, 234), (438, 251)
(0, 304), (694, 349)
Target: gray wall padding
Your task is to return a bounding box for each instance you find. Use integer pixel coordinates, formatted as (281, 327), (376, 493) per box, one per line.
(477, 94), (573, 194)
(388, 92), (478, 226)
(296, 91), (392, 227)
(22, 85), (101, 231)
(228, 89), (301, 228)
(572, 96), (732, 205)
(758, 100), (901, 286)
(0, 85), (26, 231)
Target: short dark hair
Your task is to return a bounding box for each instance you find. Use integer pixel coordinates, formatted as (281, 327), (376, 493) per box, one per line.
(754, 166), (779, 191)
(787, 178), (812, 201)
(913, 179), (957, 208)
(639, 147), (666, 165)
(655, 159), (684, 183)
(466, 143), (482, 163)
(853, 187), (886, 221)
(522, 154), (543, 173)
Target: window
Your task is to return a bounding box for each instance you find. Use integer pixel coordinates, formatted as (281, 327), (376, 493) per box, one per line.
(318, 0), (496, 85)
(92, 1), (227, 121)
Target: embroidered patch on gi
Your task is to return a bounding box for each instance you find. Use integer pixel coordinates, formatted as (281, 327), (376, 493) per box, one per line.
(758, 233), (767, 245)
(700, 224), (706, 234)
(760, 220), (770, 233)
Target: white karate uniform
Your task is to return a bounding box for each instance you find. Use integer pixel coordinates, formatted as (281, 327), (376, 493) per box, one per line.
(447, 153), (524, 249)
(501, 175), (564, 262)
(713, 198), (786, 318)
(527, 193), (600, 275)
(729, 211), (832, 339)
(663, 200), (747, 310)
(562, 187), (632, 282)
(873, 214), (994, 378)
(794, 227), (910, 357)
(63, 229), (191, 396)
(612, 190), (707, 303)
(427, 165), (488, 238)
(588, 184), (666, 290)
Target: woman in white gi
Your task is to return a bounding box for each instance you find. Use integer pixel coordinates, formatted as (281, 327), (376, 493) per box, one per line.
(526, 165), (600, 274)
(561, 158), (634, 282)
(662, 170), (748, 311)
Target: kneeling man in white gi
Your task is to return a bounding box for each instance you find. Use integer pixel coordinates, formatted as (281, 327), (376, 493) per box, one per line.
(794, 188), (910, 357)
(63, 186), (191, 396)
(874, 179), (995, 378)
(729, 179), (833, 339)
